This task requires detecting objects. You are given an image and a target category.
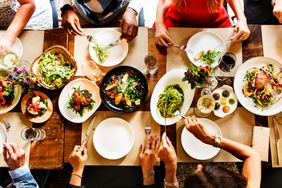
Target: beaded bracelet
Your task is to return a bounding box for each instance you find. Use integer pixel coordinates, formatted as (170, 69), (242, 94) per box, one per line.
(71, 173), (82, 179)
(143, 171), (155, 178)
(164, 179), (179, 188)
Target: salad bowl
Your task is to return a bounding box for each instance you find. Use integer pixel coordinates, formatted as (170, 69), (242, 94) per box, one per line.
(31, 45), (77, 90)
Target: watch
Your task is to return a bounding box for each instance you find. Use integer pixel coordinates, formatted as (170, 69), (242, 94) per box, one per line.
(214, 134), (222, 147)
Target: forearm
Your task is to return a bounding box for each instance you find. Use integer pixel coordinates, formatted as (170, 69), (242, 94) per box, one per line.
(165, 163), (177, 184)
(156, 0), (171, 24)
(5, 1), (35, 42)
(69, 169), (83, 186)
(226, 0), (246, 21)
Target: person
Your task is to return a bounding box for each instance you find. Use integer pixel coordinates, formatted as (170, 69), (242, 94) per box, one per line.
(68, 144), (88, 188)
(0, 0), (54, 51)
(244, 0), (282, 24)
(155, 0), (250, 47)
(1, 143), (39, 188)
(157, 116), (261, 188)
(60, 0), (145, 41)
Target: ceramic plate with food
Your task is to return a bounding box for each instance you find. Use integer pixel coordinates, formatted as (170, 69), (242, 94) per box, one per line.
(21, 91), (53, 123)
(89, 30), (128, 67)
(186, 31), (225, 68)
(59, 78), (101, 123)
(181, 118), (222, 160)
(31, 45), (77, 90)
(212, 85), (238, 118)
(234, 57), (282, 116)
(93, 117), (135, 160)
(0, 68), (22, 115)
(150, 69), (194, 125)
(100, 66), (148, 113)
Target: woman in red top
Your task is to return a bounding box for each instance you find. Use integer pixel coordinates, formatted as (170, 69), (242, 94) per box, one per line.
(155, 0), (250, 47)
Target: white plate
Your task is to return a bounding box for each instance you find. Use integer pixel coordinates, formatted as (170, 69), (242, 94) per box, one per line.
(0, 68), (22, 115)
(181, 118), (222, 160)
(89, 30), (128, 67)
(93, 117), (135, 160)
(212, 85), (238, 118)
(58, 78), (101, 123)
(0, 123), (7, 154)
(234, 57), (282, 116)
(150, 69), (194, 125)
(186, 31), (225, 68)
(0, 34), (23, 58)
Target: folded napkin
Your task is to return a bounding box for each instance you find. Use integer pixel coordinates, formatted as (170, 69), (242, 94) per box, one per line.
(82, 111), (160, 166)
(0, 112), (32, 167)
(268, 116), (282, 167)
(167, 28), (242, 76)
(74, 27), (148, 76)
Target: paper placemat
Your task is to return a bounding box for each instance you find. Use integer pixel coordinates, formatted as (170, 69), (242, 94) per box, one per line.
(262, 25), (282, 63)
(74, 27), (148, 76)
(0, 112), (32, 167)
(268, 116), (282, 167)
(167, 28), (242, 76)
(177, 107), (255, 162)
(82, 111), (160, 166)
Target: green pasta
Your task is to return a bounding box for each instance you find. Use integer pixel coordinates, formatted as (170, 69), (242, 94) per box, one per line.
(157, 84), (184, 118)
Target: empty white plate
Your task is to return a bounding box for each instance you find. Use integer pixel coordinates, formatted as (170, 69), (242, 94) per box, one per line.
(0, 33), (23, 58)
(186, 31), (225, 68)
(0, 123), (7, 154)
(93, 118), (135, 160)
(89, 30), (128, 67)
(181, 118), (222, 160)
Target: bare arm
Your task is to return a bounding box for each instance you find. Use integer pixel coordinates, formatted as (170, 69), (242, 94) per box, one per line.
(156, 0), (171, 25)
(273, 0), (282, 23)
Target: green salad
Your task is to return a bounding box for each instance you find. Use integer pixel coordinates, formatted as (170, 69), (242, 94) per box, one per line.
(157, 84), (184, 118)
(93, 43), (110, 63)
(37, 51), (75, 88)
(194, 50), (221, 65)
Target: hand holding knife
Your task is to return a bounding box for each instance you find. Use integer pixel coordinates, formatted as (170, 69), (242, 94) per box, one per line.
(82, 115), (97, 149)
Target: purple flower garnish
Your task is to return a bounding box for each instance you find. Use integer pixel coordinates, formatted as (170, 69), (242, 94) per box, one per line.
(24, 77), (30, 85)
(20, 66), (27, 73)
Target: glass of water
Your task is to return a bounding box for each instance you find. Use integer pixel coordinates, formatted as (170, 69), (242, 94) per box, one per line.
(81, 61), (103, 85)
(21, 128), (46, 141)
(144, 54), (158, 75)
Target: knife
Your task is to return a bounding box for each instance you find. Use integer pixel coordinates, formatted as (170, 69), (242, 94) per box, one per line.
(82, 116), (97, 148)
(273, 118), (281, 165)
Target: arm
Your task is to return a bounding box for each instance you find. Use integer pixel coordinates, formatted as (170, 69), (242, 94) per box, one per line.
(155, 0), (174, 47)
(0, 0), (35, 50)
(273, 0), (282, 23)
(185, 117), (261, 188)
(3, 143), (39, 188)
(226, 0), (250, 42)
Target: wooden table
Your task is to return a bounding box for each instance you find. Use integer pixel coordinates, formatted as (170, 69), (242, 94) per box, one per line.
(18, 25), (268, 169)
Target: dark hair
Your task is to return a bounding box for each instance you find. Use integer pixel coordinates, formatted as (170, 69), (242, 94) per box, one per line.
(184, 163), (247, 188)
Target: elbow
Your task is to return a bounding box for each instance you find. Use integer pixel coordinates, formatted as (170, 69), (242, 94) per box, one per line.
(250, 148), (261, 163)
(30, 2), (36, 14)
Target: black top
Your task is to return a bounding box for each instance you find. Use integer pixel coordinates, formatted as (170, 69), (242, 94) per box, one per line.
(244, 0), (279, 24)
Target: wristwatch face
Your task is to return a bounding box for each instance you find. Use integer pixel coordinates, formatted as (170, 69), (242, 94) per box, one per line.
(214, 135), (221, 146)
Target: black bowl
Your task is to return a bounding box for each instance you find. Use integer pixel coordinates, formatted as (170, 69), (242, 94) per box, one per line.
(100, 66), (148, 114)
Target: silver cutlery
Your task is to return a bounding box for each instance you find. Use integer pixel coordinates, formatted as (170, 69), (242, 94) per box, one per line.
(174, 110), (186, 119)
(145, 115), (152, 138)
(84, 34), (119, 48)
(273, 117), (281, 165)
(2, 119), (11, 143)
(82, 115), (96, 148)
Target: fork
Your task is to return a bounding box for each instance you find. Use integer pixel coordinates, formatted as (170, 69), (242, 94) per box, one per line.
(84, 34), (119, 48)
(2, 119), (11, 132)
(174, 110), (186, 119)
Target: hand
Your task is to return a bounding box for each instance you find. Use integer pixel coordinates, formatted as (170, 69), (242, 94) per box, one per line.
(61, 9), (84, 36)
(158, 133), (177, 169)
(184, 116), (214, 145)
(121, 8), (138, 42)
(3, 143), (25, 170)
(0, 34), (14, 52)
(231, 19), (250, 43)
(273, 1), (282, 23)
(155, 22), (174, 47)
(139, 135), (160, 176)
(69, 145), (88, 175)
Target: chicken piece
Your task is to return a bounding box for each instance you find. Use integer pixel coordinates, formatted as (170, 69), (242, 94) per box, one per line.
(81, 96), (92, 106)
(124, 95), (132, 106)
(105, 83), (117, 91)
(122, 73), (129, 83)
(255, 71), (270, 90)
(115, 93), (123, 105)
(72, 91), (80, 99)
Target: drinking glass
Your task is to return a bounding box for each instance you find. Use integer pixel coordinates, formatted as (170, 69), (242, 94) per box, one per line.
(144, 54), (158, 75)
(215, 52), (236, 81)
(81, 61), (103, 84)
(21, 127), (46, 141)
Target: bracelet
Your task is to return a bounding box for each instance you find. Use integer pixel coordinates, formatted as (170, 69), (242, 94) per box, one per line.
(164, 179), (179, 188)
(143, 171), (155, 178)
(71, 173), (82, 179)
(60, 4), (74, 16)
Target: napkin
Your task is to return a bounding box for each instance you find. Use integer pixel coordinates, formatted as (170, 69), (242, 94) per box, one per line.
(166, 28), (242, 76)
(82, 111), (160, 166)
(268, 116), (282, 167)
(177, 107), (255, 162)
(74, 27), (148, 76)
(252, 126), (270, 162)
(0, 112), (32, 167)
(261, 25), (282, 63)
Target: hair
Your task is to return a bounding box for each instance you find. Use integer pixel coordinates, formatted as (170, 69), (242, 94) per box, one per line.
(184, 163), (248, 188)
(173, 0), (224, 13)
